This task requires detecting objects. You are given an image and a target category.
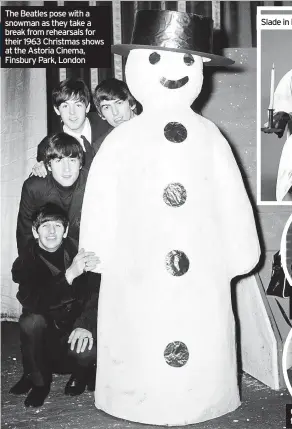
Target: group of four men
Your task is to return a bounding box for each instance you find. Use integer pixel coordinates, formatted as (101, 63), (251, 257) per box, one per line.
(10, 77), (138, 407)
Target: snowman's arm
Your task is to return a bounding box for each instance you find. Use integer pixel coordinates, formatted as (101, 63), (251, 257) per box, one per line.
(212, 129), (261, 279)
(79, 143), (118, 273)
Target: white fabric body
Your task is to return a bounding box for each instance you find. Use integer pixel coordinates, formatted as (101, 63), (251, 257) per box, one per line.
(276, 134), (292, 201)
(274, 69), (292, 201)
(79, 50), (260, 425)
(274, 69), (292, 120)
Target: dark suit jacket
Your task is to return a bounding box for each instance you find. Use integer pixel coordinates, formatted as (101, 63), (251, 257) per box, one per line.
(16, 168), (88, 255)
(92, 125), (114, 155)
(12, 238), (99, 338)
(88, 112), (111, 143)
(37, 113), (112, 169)
(50, 112), (111, 142)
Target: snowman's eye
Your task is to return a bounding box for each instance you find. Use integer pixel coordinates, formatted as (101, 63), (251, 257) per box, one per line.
(183, 54), (194, 66)
(149, 52), (161, 65)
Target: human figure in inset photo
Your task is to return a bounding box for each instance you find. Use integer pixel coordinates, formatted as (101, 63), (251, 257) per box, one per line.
(260, 30), (292, 202)
(273, 70), (292, 201)
(281, 214), (292, 285)
(266, 216), (292, 299)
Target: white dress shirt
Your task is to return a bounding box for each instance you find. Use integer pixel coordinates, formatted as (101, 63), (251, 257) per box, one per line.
(63, 117), (92, 151)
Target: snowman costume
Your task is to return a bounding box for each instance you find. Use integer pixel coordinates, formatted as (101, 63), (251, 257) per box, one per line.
(274, 69), (292, 201)
(79, 10), (260, 426)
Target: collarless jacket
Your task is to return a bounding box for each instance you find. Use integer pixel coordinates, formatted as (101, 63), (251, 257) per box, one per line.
(12, 238), (98, 338)
(16, 168), (88, 255)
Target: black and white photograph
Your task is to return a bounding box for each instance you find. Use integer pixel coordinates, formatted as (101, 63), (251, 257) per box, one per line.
(1, 1), (292, 428)
(259, 24), (292, 202)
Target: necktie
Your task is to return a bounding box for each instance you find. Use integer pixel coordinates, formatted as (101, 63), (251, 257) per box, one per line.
(81, 135), (95, 169)
(81, 135), (91, 153)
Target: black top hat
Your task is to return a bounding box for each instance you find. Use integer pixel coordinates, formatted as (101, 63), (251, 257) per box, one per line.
(112, 10), (234, 67)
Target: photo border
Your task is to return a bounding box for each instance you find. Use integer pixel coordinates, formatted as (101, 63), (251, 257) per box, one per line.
(256, 6), (292, 206)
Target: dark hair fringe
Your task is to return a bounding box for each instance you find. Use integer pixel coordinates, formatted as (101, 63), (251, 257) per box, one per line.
(32, 203), (69, 232)
(93, 78), (137, 115)
(44, 133), (85, 167)
(52, 78), (90, 108)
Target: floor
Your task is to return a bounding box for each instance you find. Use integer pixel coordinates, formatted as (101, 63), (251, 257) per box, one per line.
(1, 321), (291, 429)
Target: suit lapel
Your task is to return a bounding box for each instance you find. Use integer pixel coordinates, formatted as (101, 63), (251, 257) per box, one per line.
(68, 169), (87, 237)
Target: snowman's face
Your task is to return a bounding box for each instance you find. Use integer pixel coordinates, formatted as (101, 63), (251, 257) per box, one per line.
(125, 49), (205, 108)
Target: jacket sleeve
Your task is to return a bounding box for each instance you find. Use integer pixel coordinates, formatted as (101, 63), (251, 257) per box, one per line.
(82, 145), (96, 170)
(91, 127), (113, 155)
(16, 180), (41, 255)
(12, 254), (73, 313)
(72, 272), (100, 339)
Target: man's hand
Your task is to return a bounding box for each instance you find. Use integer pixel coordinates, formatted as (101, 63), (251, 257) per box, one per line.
(65, 248), (100, 284)
(264, 111), (291, 138)
(273, 111), (291, 138)
(31, 161), (47, 177)
(68, 328), (93, 353)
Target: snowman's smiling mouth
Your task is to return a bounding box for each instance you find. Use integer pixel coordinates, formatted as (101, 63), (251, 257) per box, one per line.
(160, 76), (189, 89)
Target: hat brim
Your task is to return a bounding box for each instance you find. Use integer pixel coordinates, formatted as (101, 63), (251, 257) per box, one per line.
(112, 44), (234, 67)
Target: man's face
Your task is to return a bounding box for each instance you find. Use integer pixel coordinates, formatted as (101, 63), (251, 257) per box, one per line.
(48, 157), (81, 187)
(33, 220), (67, 253)
(54, 98), (90, 133)
(100, 98), (135, 128)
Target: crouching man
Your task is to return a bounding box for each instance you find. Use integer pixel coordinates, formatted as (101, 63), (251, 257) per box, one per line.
(10, 204), (100, 407)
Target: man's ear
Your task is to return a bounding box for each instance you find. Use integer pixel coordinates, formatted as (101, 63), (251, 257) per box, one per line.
(63, 225), (69, 238)
(54, 106), (61, 116)
(47, 163), (52, 172)
(130, 103), (136, 111)
(86, 103), (90, 114)
(32, 227), (39, 240)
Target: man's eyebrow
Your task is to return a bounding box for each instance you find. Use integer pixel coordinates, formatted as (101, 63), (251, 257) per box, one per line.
(102, 99), (121, 105)
(62, 98), (82, 103)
